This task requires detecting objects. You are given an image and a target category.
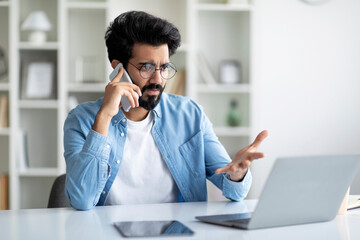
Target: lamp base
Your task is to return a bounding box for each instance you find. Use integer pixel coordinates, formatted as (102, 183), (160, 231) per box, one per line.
(28, 31), (47, 44)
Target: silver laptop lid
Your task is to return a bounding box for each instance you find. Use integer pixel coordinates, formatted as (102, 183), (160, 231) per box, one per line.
(248, 155), (360, 229)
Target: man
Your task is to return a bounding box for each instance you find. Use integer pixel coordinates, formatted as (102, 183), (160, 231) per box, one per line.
(64, 11), (268, 210)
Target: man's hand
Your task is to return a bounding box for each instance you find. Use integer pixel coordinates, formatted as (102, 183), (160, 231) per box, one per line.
(215, 130), (269, 181)
(100, 66), (142, 118)
(92, 66), (142, 136)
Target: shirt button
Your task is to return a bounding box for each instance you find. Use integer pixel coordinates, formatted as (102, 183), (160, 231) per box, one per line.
(114, 120), (118, 123)
(122, 119), (126, 123)
(120, 132), (124, 137)
(102, 191), (106, 195)
(116, 160), (120, 164)
(106, 145), (110, 149)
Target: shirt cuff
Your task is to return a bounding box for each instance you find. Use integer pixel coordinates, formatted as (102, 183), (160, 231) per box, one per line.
(222, 169), (252, 201)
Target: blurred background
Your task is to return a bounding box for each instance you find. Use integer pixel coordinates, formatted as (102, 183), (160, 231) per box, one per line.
(0, 0), (359, 209)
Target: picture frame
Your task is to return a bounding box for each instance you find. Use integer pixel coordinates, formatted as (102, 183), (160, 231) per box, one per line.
(21, 61), (55, 99)
(219, 60), (241, 84)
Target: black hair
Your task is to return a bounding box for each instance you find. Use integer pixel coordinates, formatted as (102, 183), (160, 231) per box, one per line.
(105, 11), (181, 68)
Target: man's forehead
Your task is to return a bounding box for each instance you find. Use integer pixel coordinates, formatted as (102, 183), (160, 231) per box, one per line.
(131, 43), (169, 62)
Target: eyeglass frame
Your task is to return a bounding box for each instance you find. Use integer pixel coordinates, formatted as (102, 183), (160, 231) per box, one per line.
(127, 61), (177, 80)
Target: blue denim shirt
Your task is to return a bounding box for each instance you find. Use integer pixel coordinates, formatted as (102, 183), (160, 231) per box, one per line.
(64, 93), (252, 210)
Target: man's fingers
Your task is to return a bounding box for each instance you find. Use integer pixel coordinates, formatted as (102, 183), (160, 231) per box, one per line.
(112, 66), (124, 82)
(216, 152), (265, 174)
(215, 165), (231, 174)
(131, 84), (142, 97)
(130, 89), (139, 107)
(249, 152), (265, 160)
(251, 130), (269, 148)
(122, 90), (137, 108)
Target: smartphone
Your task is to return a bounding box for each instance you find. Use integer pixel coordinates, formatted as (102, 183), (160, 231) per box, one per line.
(113, 220), (194, 238)
(109, 63), (139, 112)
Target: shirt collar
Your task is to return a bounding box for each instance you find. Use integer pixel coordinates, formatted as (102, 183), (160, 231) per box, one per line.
(153, 103), (162, 118)
(111, 108), (126, 126)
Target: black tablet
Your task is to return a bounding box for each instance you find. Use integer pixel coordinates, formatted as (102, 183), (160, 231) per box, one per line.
(113, 220), (194, 238)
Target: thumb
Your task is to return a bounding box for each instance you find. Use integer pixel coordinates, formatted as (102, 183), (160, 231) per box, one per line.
(251, 130), (269, 148)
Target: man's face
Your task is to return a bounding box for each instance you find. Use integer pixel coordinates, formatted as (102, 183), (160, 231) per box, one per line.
(126, 43), (169, 110)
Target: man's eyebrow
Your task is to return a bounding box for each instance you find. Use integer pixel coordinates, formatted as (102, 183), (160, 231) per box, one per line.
(137, 62), (170, 66)
(138, 61), (155, 65)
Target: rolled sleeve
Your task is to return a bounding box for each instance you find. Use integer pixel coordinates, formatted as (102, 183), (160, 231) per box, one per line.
(222, 169), (252, 201)
(83, 129), (111, 160)
(64, 104), (113, 210)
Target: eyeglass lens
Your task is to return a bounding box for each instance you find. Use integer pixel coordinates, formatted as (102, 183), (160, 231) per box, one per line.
(140, 63), (177, 80)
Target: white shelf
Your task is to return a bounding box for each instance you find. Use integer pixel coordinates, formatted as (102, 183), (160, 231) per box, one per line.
(197, 83), (250, 93)
(213, 126), (250, 136)
(0, 128), (10, 135)
(0, 82), (10, 91)
(196, 3), (252, 12)
(0, 1), (9, 7)
(19, 42), (59, 50)
(68, 82), (106, 93)
(18, 100), (59, 109)
(67, 2), (107, 9)
(19, 168), (59, 177)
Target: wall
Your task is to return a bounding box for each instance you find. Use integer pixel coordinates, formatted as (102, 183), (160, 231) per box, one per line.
(250, 0), (360, 198)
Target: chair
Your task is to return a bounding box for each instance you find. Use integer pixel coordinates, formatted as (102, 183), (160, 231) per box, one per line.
(47, 174), (71, 208)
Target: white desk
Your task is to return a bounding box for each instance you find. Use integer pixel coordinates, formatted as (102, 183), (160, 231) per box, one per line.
(0, 199), (360, 240)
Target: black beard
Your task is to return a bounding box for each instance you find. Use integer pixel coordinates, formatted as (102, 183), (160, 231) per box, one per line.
(138, 84), (164, 110)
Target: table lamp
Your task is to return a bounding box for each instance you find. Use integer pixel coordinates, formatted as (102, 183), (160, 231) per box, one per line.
(21, 11), (52, 44)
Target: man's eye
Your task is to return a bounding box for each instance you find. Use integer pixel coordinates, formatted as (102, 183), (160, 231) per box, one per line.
(141, 63), (154, 71)
(161, 63), (169, 70)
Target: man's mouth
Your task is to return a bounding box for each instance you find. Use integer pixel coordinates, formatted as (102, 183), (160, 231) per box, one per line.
(145, 89), (160, 95)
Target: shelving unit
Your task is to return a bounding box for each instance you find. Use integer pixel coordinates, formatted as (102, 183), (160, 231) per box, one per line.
(3, 0), (63, 209)
(18, 100), (59, 109)
(0, 1), (10, 7)
(0, 83), (10, 91)
(19, 168), (59, 177)
(18, 42), (59, 50)
(0, 0), (10, 210)
(2, 0), (255, 208)
(197, 83), (250, 93)
(191, 0), (253, 200)
(0, 129), (10, 135)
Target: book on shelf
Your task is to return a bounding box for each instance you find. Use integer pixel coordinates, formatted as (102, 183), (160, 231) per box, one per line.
(164, 68), (186, 96)
(16, 130), (29, 171)
(197, 52), (217, 86)
(0, 174), (9, 210)
(0, 95), (9, 128)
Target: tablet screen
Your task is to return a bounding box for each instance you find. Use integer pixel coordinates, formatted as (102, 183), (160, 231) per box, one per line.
(113, 220), (194, 238)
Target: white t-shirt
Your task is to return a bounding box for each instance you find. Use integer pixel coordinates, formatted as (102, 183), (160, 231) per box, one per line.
(105, 112), (178, 205)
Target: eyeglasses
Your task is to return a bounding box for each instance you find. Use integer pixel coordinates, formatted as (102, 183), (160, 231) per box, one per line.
(128, 61), (177, 80)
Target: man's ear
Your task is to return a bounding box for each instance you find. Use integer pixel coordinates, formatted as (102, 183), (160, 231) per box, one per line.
(111, 59), (121, 69)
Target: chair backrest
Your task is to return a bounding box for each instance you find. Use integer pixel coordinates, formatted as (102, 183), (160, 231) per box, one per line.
(47, 174), (71, 208)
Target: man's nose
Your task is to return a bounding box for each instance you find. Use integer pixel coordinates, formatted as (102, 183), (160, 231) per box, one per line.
(149, 69), (162, 85)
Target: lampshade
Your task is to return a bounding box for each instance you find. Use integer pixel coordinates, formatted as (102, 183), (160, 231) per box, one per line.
(21, 11), (52, 31)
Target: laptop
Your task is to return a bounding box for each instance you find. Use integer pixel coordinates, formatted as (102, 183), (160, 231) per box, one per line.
(196, 155), (360, 230)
